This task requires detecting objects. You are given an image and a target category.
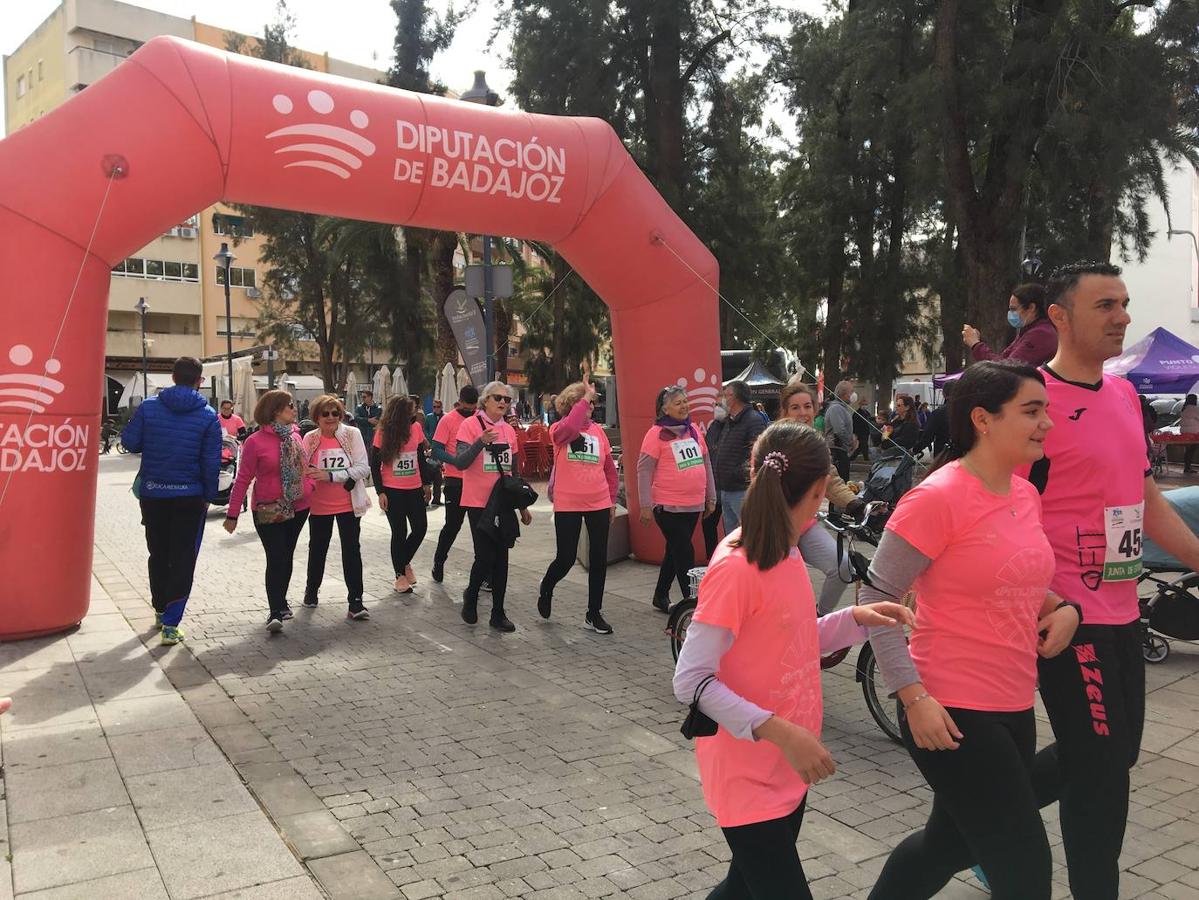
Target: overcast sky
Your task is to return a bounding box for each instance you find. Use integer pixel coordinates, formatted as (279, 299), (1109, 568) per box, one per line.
(3, 0), (826, 131)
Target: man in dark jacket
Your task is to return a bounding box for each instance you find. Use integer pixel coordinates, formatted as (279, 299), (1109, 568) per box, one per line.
(423, 399), (446, 506)
(354, 391), (382, 450)
(914, 382), (954, 458)
(121, 356), (222, 646)
(713, 380), (767, 534)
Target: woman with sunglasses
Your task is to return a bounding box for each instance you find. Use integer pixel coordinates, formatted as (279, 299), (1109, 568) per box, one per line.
(226, 390), (316, 632)
(299, 394), (371, 620)
(371, 395), (432, 594)
(445, 381), (532, 632)
(638, 384), (716, 612)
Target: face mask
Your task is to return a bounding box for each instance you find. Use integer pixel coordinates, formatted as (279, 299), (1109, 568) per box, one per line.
(713, 405), (728, 422)
(849, 392), (859, 404)
(1007, 310), (1023, 329)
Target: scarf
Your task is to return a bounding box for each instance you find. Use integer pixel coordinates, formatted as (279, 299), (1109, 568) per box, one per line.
(656, 415), (699, 443)
(274, 422), (305, 517)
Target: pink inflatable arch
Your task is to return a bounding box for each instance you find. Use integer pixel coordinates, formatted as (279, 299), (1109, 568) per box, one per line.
(0, 37), (719, 638)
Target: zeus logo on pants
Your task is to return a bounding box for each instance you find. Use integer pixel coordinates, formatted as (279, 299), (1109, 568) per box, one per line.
(1074, 643), (1110, 736)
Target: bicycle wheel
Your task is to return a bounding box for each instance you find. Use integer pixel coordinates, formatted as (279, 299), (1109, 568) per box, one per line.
(667, 597), (697, 663)
(858, 643), (903, 744)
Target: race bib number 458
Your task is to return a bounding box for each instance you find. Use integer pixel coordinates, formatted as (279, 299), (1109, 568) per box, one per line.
(670, 438), (703, 471)
(1104, 502), (1143, 582)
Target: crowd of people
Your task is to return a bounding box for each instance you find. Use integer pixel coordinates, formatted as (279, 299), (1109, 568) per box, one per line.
(118, 261), (1199, 899)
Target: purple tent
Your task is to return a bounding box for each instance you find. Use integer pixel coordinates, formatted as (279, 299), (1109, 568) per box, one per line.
(933, 371), (962, 389)
(1104, 327), (1199, 394)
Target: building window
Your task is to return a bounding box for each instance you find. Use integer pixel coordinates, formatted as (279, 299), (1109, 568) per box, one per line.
(215, 266), (257, 289)
(112, 256), (199, 282)
(16, 75), (26, 98)
(37, 60), (43, 81)
(212, 214), (255, 238)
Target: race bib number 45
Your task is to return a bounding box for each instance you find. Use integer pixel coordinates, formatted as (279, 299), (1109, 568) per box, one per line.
(670, 438), (704, 471)
(1104, 502), (1143, 582)
(567, 433), (601, 464)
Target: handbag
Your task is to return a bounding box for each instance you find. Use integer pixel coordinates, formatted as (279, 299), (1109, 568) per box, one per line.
(680, 674), (719, 740)
(253, 500), (294, 525)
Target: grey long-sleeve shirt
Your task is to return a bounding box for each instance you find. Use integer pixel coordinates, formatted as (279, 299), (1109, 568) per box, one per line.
(856, 530), (928, 695)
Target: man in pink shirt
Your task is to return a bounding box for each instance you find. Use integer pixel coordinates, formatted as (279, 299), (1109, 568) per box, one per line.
(1025, 262), (1199, 899)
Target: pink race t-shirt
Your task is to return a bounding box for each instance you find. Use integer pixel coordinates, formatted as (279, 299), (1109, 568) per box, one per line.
(457, 414), (519, 509)
(692, 535), (822, 828)
(550, 421), (612, 512)
(887, 461), (1055, 712)
(219, 414), (245, 438)
(639, 427), (708, 507)
(433, 411), (469, 481)
(308, 435), (353, 517)
(1019, 370), (1148, 625)
(374, 428), (423, 490)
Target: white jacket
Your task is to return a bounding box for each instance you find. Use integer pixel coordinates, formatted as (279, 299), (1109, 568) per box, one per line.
(302, 423), (373, 517)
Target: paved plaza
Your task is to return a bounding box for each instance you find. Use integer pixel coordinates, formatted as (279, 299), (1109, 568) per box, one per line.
(2, 452), (1199, 899)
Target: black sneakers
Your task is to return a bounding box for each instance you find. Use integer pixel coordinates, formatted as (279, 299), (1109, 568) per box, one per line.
(347, 601), (370, 621)
(537, 592), (552, 619)
(461, 592), (478, 625)
(280, 606), (295, 621)
(302, 590), (318, 609)
(265, 613), (284, 633)
(480, 581), (493, 593)
(431, 564), (444, 584)
(585, 612), (613, 635)
(652, 596), (670, 614)
(490, 615), (516, 633)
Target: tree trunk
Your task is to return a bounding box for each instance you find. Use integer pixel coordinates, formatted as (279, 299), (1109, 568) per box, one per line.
(646, 0), (686, 210)
(822, 251), (846, 387)
(430, 231), (458, 366)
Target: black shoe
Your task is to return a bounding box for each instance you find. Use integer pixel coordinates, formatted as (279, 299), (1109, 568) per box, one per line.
(431, 564), (444, 584)
(430, 501), (442, 507)
(265, 613), (284, 633)
(538, 592), (552, 619)
(585, 611), (613, 634)
(490, 615), (516, 633)
(461, 593), (478, 625)
(280, 606), (295, 621)
(302, 590), (318, 609)
(347, 601), (370, 621)
(652, 596), (670, 614)
(480, 581), (493, 593)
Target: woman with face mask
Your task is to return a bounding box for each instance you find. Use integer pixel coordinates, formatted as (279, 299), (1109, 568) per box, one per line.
(962, 283), (1058, 367)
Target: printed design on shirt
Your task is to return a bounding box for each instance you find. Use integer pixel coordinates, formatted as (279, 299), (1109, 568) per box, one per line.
(1074, 643), (1111, 736)
(670, 437), (704, 470)
(987, 545), (1056, 648)
(566, 432), (601, 464)
(1068, 408), (1087, 421)
(768, 629), (822, 734)
(1074, 526), (1106, 592)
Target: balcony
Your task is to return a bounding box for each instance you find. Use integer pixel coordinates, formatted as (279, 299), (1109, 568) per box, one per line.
(66, 45), (128, 90)
(106, 330), (203, 360)
(108, 277), (202, 317)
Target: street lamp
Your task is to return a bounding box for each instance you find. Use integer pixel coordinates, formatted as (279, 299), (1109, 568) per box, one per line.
(134, 296), (150, 401)
(461, 70), (502, 382)
(1168, 229), (1199, 256)
(213, 241), (236, 403)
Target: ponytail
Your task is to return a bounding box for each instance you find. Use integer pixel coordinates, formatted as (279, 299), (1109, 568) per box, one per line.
(734, 421), (830, 570)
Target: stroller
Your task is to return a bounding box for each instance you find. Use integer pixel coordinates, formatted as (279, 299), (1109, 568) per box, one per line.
(1139, 486), (1199, 663)
(212, 433), (243, 512)
(859, 445), (915, 512)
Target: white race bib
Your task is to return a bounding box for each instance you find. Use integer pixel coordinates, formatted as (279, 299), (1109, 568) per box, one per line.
(670, 438), (704, 471)
(483, 447), (512, 473)
(566, 433), (601, 464)
(317, 448), (349, 472)
(1103, 502), (1143, 581)
(392, 451), (418, 479)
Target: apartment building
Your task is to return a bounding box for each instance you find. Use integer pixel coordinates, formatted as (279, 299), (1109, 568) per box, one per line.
(3, 0), (386, 410)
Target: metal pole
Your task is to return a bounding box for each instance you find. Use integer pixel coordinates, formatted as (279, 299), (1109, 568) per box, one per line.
(266, 349), (275, 390)
(222, 250), (234, 403)
(483, 234), (495, 382)
(139, 300), (148, 400)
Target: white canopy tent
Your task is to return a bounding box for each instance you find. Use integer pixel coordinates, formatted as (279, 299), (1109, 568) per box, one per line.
(372, 365), (392, 407)
(232, 358), (257, 417)
(117, 372), (175, 408)
(344, 370), (358, 408)
(391, 366), (409, 400)
(456, 367), (471, 392)
(438, 363), (458, 410)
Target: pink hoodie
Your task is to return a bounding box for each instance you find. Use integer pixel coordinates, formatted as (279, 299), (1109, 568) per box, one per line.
(227, 426), (314, 518)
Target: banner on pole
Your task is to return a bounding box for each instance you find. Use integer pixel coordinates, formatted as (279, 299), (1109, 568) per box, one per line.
(443, 287), (488, 387)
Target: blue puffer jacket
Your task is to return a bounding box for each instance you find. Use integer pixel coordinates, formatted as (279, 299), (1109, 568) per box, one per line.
(122, 385), (222, 500)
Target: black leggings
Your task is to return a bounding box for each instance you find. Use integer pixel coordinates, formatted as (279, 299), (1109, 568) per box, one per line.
(702, 502), (722, 560)
(541, 509), (610, 614)
(653, 508), (699, 601)
(383, 487), (427, 576)
(465, 507), (508, 617)
(708, 798), (811, 900)
(253, 508), (309, 614)
(869, 707), (1050, 900)
(433, 477), (466, 568)
(305, 511), (363, 602)
(1031, 622), (1145, 900)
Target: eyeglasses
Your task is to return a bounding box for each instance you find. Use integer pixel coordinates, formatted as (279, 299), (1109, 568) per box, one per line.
(319, 410), (341, 418)
(489, 395), (512, 404)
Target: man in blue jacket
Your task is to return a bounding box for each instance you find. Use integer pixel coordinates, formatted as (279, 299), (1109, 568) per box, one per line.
(122, 356), (222, 646)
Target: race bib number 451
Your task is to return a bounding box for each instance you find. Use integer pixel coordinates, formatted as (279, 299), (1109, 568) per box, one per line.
(670, 438), (703, 471)
(392, 451), (417, 478)
(1104, 502), (1143, 582)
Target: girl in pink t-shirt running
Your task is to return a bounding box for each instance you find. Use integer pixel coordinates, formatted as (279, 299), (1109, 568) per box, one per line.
(861, 360), (1081, 900)
(673, 421), (912, 900)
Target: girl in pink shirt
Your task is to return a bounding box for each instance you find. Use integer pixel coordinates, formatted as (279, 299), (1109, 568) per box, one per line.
(537, 375), (618, 633)
(672, 421), (912, 899)
(861, 361), (1081, 900)
(370, 396), (432, 594)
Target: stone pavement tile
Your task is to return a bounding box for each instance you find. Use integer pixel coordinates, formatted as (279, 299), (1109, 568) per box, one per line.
(9, 806), (155, 895)
(15, 868), (168, 899)
(276, 809), (362, 860)
(108, 724), (223, 776)
(191, 697), (253, 729)
(5, 756), (129, 824)
(249, 774), (327, 818)
(308, 850), (403, 899)
(79, 661), (177, 704)
(193, 875), (327, 899)
(2, 682), (97, 734)
(0, 637), (75, 672)
(66, 633), (154, 673)
(0, 788), (11, 900)
(145, 811), (305, 900)
(94, 692), (198, 736)
(1, 720), (109, 772)
(124, 762), (260, 830)
(69, 613), (132, 635)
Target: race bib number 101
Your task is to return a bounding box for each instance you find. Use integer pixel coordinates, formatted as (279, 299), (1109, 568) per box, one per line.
(670, 438), (704, 471)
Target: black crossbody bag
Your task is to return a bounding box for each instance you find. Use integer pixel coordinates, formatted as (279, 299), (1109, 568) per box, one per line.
(680, 674), (719, 740)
